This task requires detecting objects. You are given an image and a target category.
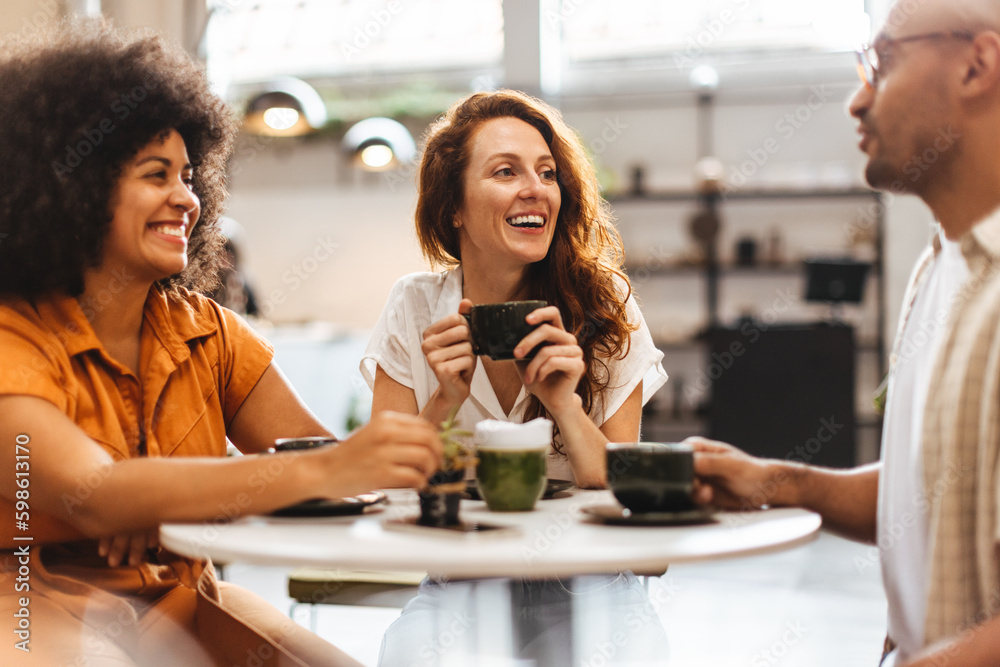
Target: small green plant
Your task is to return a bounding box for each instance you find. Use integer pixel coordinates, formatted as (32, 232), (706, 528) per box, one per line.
(439, 405), (475, 473)
(872, 373), (889, 416)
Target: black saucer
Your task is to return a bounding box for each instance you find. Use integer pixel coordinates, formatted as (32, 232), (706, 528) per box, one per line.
(465, 478), (574, 501)
(580, 503), (716, 526)
(270, 491), (387, 518)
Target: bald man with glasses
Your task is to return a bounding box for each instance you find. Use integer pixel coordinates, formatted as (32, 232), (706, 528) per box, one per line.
(690, 1), (1000, 665)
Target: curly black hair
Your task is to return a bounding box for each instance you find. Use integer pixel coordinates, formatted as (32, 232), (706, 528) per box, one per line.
(0, 19), (237, 299)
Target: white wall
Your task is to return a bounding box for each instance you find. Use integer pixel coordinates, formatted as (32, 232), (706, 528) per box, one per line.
(223, 136), (426, 326)
(101, 0), (206, 54)
(0, 0), (201, 43)
(0, 0), (61, 38)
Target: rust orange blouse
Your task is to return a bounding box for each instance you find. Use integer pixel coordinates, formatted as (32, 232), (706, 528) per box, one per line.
(0, 286), (274, 548)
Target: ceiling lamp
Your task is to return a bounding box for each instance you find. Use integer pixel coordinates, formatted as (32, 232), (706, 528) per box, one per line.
(689, 64), (720, 92)
(341, 117), (417, 172)
(244, 77), (327, 137)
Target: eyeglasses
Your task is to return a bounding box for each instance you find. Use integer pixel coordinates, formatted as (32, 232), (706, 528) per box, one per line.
(856, 30), (975, 89)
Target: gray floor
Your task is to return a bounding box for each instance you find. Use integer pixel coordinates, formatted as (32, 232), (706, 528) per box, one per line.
(222, 530), (888, 666)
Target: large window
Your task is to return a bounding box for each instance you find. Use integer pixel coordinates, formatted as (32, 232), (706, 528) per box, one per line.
(206, 0), (869, 91)
(206, 0), (504, 82)
(560, 0), (870, 65)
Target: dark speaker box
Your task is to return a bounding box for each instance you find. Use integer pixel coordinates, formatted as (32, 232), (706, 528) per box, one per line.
(705, 323), (855, 468)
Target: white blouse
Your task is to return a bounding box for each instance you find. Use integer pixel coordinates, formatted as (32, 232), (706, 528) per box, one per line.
(360, 267), (668, 482)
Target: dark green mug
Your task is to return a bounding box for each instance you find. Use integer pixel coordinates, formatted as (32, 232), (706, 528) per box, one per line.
(606, 442), (695, 513)
(463, 300), (548, 361)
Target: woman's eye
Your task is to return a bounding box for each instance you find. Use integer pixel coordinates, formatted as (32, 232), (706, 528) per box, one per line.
(541, 169), (557, 182)
(494, 167), (514, 177)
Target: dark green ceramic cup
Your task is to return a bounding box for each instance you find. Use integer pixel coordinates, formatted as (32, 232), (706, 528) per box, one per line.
(464, 300), (548, 361)
(606, 442), (695, 513)
(476, 447), (548, 511)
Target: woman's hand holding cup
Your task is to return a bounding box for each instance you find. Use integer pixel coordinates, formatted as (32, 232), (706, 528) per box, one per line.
(421, 298), (477, 410)
(514, 305), (586, 418)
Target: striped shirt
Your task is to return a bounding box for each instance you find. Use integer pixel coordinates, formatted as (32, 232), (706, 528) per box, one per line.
(890, 207), (1000, 647)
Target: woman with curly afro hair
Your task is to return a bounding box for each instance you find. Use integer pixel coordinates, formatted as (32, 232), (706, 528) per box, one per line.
(0, 20), (442, 667)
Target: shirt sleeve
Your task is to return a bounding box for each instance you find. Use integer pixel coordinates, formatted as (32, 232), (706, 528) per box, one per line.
(360, 277), (415, 392)
(203, 299), (275, 427)
(596, 290), (668, 425)
(0, 308), (69, 411)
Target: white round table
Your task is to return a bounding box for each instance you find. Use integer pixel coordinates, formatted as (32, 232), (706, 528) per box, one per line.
(160, 488), (820, 578)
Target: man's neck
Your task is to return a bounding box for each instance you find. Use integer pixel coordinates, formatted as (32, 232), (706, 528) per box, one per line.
(927, 185), (1000, 241)
(922, 128), (1000, 240)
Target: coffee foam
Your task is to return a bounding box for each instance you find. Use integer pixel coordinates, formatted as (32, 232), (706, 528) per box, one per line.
(474, 418), (552, 449)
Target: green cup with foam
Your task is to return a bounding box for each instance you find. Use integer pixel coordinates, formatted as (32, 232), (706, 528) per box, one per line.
(474, 418), (552, 512)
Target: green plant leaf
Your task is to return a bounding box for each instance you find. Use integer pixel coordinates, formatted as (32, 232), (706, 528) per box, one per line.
(438, 406), (475, 472)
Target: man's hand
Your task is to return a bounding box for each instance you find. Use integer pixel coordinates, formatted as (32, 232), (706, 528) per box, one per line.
(691, 437), (880, 542)
(689, 437), (798, 510)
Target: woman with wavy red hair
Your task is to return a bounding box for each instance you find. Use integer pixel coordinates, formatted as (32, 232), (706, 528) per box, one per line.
(362, 88), (666, 488)
(361, 90), (670, 664)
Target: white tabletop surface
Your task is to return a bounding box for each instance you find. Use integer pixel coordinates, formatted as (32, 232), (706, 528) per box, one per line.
(160, 488), (821, 579)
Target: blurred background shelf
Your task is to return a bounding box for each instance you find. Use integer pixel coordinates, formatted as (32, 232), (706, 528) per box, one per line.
(615, 187), (886, 466)
(608, 186), (881, 203)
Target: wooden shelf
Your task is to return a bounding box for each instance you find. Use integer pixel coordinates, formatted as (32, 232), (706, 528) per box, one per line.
(607, 186), (880, 204)
(617, 186), (886, 376)
(627, 262), (806, 277)
(654, 337), (883, 351)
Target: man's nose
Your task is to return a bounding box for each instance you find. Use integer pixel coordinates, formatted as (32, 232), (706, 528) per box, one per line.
(848, 82), (873, 120)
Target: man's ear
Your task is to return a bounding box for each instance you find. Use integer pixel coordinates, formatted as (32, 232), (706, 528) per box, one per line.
(960, 31), (1000, 98)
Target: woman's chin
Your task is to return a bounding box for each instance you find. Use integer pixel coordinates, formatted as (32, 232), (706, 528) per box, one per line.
(144, 261), (188, 284)
(509, 243), (552, 265)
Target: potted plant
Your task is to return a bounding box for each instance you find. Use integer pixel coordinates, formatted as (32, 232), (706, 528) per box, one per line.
(418, 407), (475, 527)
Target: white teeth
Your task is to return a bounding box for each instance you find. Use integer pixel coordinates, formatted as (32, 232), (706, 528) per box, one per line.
(507, 215), (545, 226)
(151, 225), (185, 237)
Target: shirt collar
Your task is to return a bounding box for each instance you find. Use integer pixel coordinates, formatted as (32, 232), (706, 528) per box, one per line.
(143, 287), (218, 365)
(35, 286), (217, 363)
(963, 206), (1000, 265)
(34, 293), (102, 357)
(434, 266), (465, 323)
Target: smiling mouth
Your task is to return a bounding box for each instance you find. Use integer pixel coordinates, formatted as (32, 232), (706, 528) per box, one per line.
(148, 223), (187, 239)
(152, 225), (184, 237)
(506, 215), (545, 229)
